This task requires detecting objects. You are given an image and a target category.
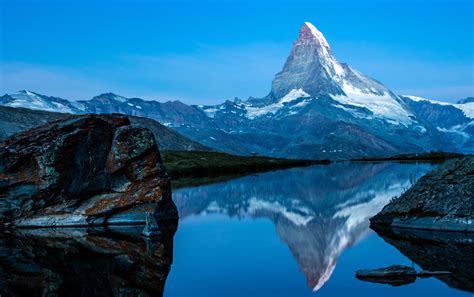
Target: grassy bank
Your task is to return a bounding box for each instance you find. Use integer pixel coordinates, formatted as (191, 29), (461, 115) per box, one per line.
(351, 151), (468, 162)
(161, 150), (330, 187)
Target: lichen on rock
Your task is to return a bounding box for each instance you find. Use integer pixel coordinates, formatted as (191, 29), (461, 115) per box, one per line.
(0, 114), (178, 229)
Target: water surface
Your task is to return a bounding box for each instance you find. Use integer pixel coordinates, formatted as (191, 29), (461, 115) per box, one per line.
(165, 162), (472, 297)
(1, 162), (472, 297)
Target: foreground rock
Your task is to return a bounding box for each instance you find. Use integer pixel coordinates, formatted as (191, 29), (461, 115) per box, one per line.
(0, 114), (178, 228)
(371, 157), (473, 232)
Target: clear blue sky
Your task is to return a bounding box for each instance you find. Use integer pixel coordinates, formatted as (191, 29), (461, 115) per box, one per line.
(1, 0), (473, 104)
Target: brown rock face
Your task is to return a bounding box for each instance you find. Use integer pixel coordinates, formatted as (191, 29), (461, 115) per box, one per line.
(0, 114), (178, 228)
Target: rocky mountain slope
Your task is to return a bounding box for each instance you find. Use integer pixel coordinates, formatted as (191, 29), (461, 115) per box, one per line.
(2, 22), (472, 159)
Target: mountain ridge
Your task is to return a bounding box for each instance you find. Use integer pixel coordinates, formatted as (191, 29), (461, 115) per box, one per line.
(1, 22), (472, 159)
(0, 105), (210, 152)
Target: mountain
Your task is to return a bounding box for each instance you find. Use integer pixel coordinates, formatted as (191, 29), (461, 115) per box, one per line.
(0, 105), (210, 151)
(457, 97), (474, 104)
(2, 22), (472, 159)
(0, 91), (84, 113)
(400, 95), (474, 153)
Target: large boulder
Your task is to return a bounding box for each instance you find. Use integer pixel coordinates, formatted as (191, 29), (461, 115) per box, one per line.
(370, 157), (473, 231)
(0, 114), (178, 228)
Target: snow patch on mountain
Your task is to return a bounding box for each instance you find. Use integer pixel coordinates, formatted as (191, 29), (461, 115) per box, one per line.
(332, 85), (414, 125)
(280, 88), (310, 103)
(6, 91), (77, 114)
(457, 102), (474, 118)
(201, 105), (225, 118)
(110, 94), (128, 103)
(404, 95), (474, 119)
(403, 95), (451, 106)
(245, 88), (310, 119)
(302, 22), (345, 79)
(436, 125), (470, 139)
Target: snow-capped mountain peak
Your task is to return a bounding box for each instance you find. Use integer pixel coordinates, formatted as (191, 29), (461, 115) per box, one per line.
(92, 92), (128, 103)
(2, 21), (472, 158)
(269, 22), (415, 125)
(270, 22), (345, 99)
(299, 22), (331, 50)
(2, 90), (80, 114)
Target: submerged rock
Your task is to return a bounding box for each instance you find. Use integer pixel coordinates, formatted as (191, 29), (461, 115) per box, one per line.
(370, 157), (473, 232)
(0, 114), (178, 228)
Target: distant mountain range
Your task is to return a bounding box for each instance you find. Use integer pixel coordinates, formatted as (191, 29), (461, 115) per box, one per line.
(0, 105), (209, 152)
(1, 22), (472, 159)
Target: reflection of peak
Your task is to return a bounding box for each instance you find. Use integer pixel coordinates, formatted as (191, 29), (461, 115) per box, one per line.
(174, 162), (434, 292)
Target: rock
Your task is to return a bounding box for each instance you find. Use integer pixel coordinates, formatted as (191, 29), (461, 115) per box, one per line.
(356, 265), (417, 286)
(356, 265), (452, 287)
(370, 157), (474, 232)
(0, 114), (178, 228)
(356, 265), (417, 278)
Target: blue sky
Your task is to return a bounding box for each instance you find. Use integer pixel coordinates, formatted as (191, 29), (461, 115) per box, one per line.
(1, 0), (473, 104)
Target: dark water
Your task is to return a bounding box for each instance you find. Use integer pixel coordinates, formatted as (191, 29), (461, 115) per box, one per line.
(164, 162), (473, 297)
(1, 162), (473, 296)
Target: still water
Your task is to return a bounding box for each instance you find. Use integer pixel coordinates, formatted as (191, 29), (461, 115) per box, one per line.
(1, 162), (472, 296)
(165, 162), (472, 297)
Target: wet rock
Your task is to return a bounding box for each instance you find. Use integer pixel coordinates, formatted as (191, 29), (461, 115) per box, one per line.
(356, 265), (417, 286)
(370, 157), (474, 231)
(0, 114), (178, 228)
(356, 265), (451, 287)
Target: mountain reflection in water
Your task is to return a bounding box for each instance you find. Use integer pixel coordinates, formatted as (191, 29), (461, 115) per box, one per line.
(2, 162), (471, 297)
(172, 162), (435, 292)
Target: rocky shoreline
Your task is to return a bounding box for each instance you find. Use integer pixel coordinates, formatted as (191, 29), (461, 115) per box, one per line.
(371, 157), (473, 232)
